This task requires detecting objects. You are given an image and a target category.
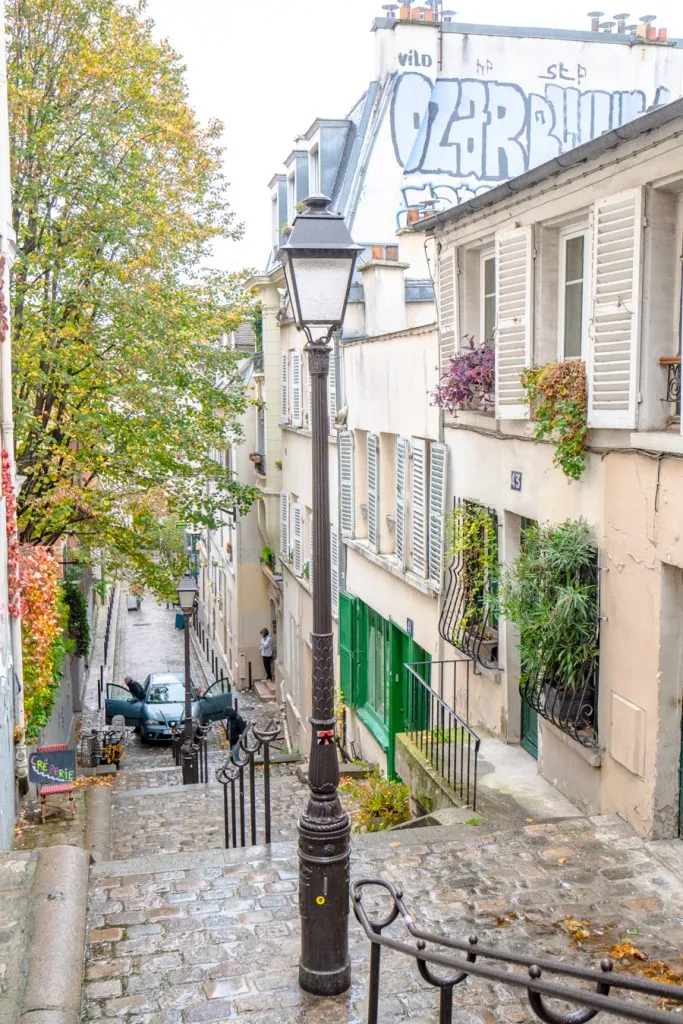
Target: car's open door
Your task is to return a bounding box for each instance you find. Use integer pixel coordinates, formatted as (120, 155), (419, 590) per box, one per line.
(197, 676), (232, 723)
(105, 684), (143, 726)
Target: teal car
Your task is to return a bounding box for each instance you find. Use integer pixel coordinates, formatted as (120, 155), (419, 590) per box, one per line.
(105, 672), (232, 743)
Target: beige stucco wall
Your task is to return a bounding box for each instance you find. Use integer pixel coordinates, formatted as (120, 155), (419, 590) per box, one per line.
(600, 452), (683, 838)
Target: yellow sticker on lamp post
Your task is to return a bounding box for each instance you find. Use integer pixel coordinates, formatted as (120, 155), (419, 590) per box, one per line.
(316, 896), (326, 906)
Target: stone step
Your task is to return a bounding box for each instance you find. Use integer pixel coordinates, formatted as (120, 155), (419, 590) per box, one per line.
(253, 678), (277, 702)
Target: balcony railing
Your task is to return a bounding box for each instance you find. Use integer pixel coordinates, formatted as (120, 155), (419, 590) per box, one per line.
(404, 659), (480, 809)
(520, 557), (600, 749)
(252, 350), (264, 373)
(439, 501), (499, 669)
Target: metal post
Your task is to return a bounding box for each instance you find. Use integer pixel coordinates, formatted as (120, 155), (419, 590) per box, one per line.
(298, 339), (351, 996)
(181, 612), (196, 784)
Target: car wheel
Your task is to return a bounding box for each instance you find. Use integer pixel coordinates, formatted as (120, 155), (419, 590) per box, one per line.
(140, 728), (148, 745)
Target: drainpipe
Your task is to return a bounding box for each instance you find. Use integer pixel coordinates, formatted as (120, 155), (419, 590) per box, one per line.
(0, 9), (27, 795)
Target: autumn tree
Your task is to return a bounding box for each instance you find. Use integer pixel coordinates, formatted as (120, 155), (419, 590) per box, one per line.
(7, 0), (256, 590)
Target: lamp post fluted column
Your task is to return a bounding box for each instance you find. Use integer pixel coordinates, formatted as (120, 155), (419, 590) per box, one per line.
(177, 574), (199, 785)
(298, 337), (351, 996)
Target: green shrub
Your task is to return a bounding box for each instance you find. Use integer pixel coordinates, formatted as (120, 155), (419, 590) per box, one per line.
(61, 578), (91, 658)
(339, 767), (410, 832)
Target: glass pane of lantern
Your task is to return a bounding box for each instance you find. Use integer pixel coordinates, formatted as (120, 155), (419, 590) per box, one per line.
(282, 257), (300, 327)
(290, 257), (354, 325)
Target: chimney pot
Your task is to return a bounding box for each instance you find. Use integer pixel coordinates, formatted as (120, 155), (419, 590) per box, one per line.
(658, 26), (667, 40)
(613, 12), (630, 32)
(600, 20), (616, 31)
(587, 10), (604, 31)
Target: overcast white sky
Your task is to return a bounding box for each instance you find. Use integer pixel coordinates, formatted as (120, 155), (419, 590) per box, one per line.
(145, 0), (683, 272)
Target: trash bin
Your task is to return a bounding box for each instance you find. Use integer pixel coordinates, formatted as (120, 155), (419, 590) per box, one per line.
(175, 612), (185, 630)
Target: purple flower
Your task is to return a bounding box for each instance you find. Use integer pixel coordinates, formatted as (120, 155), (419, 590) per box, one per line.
(432, 336), (495, 412)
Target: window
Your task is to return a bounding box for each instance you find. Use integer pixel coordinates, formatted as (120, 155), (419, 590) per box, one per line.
(481, 253), (496, 345)
(310, 145), (320, 194)
(271, 195), (278, 248)
(558, 229), (589, 360)
(287, 173), (296, 223)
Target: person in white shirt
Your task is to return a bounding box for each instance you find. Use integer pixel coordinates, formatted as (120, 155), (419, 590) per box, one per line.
(259, 628), (274, 681)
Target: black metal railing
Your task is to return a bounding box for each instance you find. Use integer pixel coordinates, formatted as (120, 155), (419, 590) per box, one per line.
(439, 501), (499, 669)
(353, 878), (683, 1024)
(252, 350), (264, 373)
(404, 660), (480, 810)
(216, 719), (281, 849)
(659, 356), (681, 420)
(171, 720), (211, 783)
(192, 611), (225, 683)
(103, 585), (116, 665)
(520, 558), (600, 749)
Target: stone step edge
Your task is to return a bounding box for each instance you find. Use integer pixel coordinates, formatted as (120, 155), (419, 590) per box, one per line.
(90, 822), (509, 880)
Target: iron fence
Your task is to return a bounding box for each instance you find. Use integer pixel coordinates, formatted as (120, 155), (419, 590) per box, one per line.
(353, 878), (683, 1024)
(439, 500), (499, 670)
(520, 557), (600, 749)
(215, 719), (281, 849)
(404, 659), (480, 810)
(103, 585), (116, 665)
(171, 721), (211, 783)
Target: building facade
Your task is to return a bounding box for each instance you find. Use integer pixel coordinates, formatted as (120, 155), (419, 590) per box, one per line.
(243, 8), (683, 823)
(418, 97), (683, 839)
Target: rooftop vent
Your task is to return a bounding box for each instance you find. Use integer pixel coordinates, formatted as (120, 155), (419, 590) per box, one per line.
(613, 11), (630, 32)
(587, 10), (604, 31)
(442, 8), (456, 21)
(382, 3), (399, 16)
(600, 19), (616, 31)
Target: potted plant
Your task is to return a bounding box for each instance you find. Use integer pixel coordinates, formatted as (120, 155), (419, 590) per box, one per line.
(501, 520), (599, 724)
(261, 546), (275, 571)
(521, 360), (588, 480)
(432, 336), (495, 413)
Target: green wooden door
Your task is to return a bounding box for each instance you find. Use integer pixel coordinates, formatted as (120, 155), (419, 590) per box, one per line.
(521, 699), (538, 760)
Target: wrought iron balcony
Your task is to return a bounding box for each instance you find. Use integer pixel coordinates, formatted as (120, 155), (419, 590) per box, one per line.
(659, 355), (681, 422)
(439, 501), (499, 669)
(252, 350), (264, 374)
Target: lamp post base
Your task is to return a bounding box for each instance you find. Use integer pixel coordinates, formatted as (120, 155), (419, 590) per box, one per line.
(299, 961), (351, 997)
(298, 799), (351, 996)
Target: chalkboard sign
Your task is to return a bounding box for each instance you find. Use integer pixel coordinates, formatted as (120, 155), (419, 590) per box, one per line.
(29, 749), (77, 785)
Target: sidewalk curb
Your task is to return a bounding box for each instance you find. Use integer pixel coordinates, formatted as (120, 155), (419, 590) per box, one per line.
(84, 786), (112, 862)
(21, 845), (89, 1024)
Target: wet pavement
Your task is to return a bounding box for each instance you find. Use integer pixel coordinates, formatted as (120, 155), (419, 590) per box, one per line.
(82, 815), (683, 1024)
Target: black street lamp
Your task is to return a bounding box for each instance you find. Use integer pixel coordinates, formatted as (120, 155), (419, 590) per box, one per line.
(279, 195), (361, 997)
(177, 573), (199, 785)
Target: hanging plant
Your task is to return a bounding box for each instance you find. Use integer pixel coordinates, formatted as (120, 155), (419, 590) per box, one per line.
(521, 361), (588, 480)
(18, 545), (68, 742)
(432, 336), (495, 413)
(61, 577), (91, 658)
(500, 519), (598, 695)
(447, 502), (498, 635)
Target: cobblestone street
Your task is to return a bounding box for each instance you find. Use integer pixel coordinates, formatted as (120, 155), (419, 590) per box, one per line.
(73, 598), (683, 1024)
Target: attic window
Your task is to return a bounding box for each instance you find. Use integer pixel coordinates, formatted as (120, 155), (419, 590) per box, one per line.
(310, 146), (320, 194)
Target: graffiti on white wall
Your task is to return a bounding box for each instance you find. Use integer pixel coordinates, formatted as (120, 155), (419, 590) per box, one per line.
(392, 70), (671, 223)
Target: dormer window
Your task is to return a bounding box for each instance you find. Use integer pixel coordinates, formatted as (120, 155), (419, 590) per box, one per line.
(310, 145), (320, 194)
(288, 173), (296, 223)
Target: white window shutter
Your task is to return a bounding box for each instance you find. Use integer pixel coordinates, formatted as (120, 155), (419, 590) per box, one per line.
(308, 512), (314, 589)
(411, 438), (428, 578)
(495, 226), (533, 419)
(293, 502), (303, 574)
(303, 358), (310, 428)
(280, 352), (289, 422)
(339, 431), (354, 538)
(587, 188), (643, 429)
(438, 247), (458, 368)
(291, 349), (302, 427)
(279, 491), (290, 560)
(367, 433), (379, 552)
(328, 346), (337, 432)
(428, 443), (447, 589)
(395, 438), (409, 570)
(330, 527), (339, 618)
